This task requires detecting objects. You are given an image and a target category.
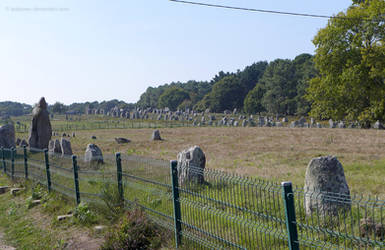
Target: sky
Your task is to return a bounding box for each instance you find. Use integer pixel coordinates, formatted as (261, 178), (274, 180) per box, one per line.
(0, 0), (352, 105)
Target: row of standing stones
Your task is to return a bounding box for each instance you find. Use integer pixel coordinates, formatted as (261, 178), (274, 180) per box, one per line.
(84, 105), (385, 130)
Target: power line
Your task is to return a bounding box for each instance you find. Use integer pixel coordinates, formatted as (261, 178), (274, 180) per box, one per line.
(169, 0), (370, 20)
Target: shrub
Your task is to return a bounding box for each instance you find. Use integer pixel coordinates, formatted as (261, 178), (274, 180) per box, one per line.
(73, 202), (97, 225)
(99, 182), (124, 220)
(102, 208), (162, 250)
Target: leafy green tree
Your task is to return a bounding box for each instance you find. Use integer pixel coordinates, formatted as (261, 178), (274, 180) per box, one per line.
(292, 54), (317, 115)
(0, 101), (32, 116)
(307, 0), (385, 123)
(158, 87), (190, 111)
(201, 75), (244, 112)
(51, 102), (67, 114)
(261, 59), (297, 115)
(238, 62), (268, 96)
(243, 83), (266, 114)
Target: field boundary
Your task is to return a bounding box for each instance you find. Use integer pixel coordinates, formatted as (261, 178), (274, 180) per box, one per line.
(0, 146), (384, 249)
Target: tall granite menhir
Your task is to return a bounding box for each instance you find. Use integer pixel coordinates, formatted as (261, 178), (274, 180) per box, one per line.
(28, 97), (52, 149)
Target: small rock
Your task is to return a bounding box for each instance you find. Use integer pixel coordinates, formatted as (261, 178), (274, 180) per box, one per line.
(94, 225), (106, 233)
(151, 130), (162, 141)
(57, 214), (73, 221)
(115, 137), (130, 144)
(10, 188), (25, 196)
(0, 186), (10, 194)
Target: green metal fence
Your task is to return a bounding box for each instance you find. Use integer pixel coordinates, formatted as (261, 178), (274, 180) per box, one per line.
(0, 146), (384, 249)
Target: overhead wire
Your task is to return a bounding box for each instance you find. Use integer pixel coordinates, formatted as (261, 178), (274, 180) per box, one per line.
(169, 0), (378, 21)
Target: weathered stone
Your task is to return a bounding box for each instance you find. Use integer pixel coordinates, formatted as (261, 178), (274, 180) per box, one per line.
(242, 120), (247, 127)
(329, 119), (336, 128)
(177, 146), (206, 185)
(316, 122), (322, 128)
(310, 118), (315, 127)
(84, 144), (104, 165)
(28, 97), (52, 149)
(0, 123), (15, 148)
(48, 139), (62, 154)
(338, 121), (346, 129)
(373, 120), (384, 129)
(276, 122), (283, 127)
(0, 186), (10, 194)
(151, 130), (162, 141)
(115, 138), (130, 144)
(10, 188), (25, 196)
(304, 156), (350, 216)
(57, 214), (73, 221)
(60, 138), (73, 156)
(298, 117), (306, 126)
(289, 120), (299, 128)
(282, 117), (288, 123)
(94, 225), (107, 234)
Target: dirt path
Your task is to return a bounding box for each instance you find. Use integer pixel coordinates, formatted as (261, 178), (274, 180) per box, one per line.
(0, 231), (15, 250)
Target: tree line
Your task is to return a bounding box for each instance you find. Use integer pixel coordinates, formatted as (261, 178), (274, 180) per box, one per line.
(137, 53), (316, 116)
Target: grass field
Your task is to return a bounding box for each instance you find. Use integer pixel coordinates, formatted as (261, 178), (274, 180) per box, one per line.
(16, 125), (385, 196)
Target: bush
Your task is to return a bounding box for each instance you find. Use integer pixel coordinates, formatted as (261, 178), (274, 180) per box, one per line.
(73, 202), (97, 225)
(99, 182), (124, 220)
(102, 208), (162, 250)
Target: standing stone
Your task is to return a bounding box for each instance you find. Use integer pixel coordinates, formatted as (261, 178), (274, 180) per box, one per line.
(373, 120), (384, 129)
(289, 120), (299, 128)
(177, 146), (206, 185)
(0, 124), (15, 148)
(310, 118), (315, 127)
(304, 156), (351, 216)
(84, 144), (104, 165)
(242, 119), (247, 127)
(48, 139), (62, 154)
(28, 97), (52, 149)
(338, 121), (346, 129)
(60, 138), (73, 156)
(329, 119), (336, 128)
(152, 130), (162, 141)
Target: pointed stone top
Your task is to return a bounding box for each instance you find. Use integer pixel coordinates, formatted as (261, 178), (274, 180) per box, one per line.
(38, 97), (47, 109)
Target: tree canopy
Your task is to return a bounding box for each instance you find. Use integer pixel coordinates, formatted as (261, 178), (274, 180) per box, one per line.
(307, 0), (385, 123)
(158, 87), (190, 111)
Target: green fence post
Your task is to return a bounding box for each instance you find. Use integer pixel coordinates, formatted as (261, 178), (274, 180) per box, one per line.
(23, 145), (28, 179)
(282, 182), (299, 250)
(72, 155), (81, 205)
(170, 160), (182, 248)
(1, 147), (6, 174)
(115, 152), (124, 205)
(11, 147), (15, 179)
(44, 149), (52, 192)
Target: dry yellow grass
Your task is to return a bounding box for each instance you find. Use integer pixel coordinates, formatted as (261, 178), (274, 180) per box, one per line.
(18, 126), (385, 195)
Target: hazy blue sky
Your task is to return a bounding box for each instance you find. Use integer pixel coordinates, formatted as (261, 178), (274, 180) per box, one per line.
(0, 0), (352, 105)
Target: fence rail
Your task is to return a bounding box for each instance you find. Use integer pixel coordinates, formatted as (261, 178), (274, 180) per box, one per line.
(0, 146), (384, 249)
